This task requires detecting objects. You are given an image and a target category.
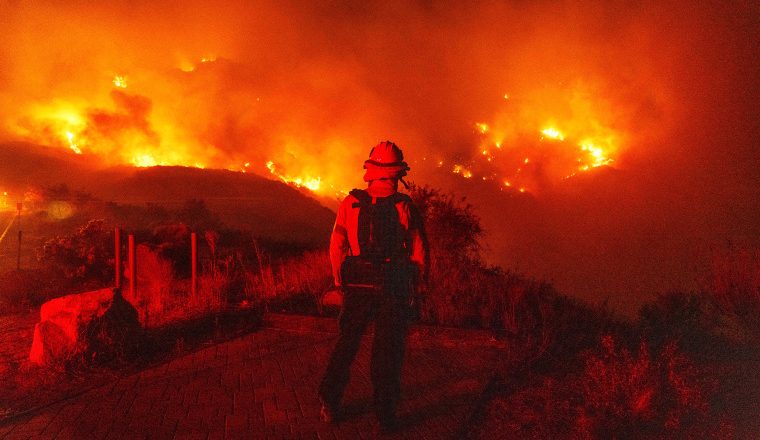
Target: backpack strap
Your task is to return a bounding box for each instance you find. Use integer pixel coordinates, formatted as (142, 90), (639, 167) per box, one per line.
(349, 189), (371, 208)
(349, 189), (370, 256)
(390, 192), (411, 204)
(350, 189), (410, 206)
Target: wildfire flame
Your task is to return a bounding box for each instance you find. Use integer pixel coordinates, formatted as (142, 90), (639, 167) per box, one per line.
(452, 164), (473, 179)
(475, 122), (489, 134)
(66, 131), (82, 155)
(112, 75), (128, 89)
(266, 161), (322, 192)
(132, 154), (160, 168)
(448, 89), (621, 193)
(541, 127), (565, 141)
(3, 51), (622, 200)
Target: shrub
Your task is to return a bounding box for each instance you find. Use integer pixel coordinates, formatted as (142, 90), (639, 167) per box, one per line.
(700, 245), (760, 343)
(485, 335), (727, 440)
(38, 219), (114, 288)
(638, 292), (734, 360)
(410, 185), (490, 326)
(573, 335), (720, 439)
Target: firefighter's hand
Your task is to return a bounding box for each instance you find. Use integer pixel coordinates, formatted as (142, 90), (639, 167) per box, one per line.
(322, 285), (344, 308)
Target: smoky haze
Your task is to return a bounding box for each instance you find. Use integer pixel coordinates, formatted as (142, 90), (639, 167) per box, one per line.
(0, 0), (757, 314)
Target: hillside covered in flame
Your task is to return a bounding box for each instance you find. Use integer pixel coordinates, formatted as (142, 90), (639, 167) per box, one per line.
(1, 0), (757, 313)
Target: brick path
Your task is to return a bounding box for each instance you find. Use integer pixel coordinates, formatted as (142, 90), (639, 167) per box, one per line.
(0, 314), (502, 439)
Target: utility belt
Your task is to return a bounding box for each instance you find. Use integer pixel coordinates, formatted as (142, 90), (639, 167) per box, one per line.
(340, 255), (416, 296)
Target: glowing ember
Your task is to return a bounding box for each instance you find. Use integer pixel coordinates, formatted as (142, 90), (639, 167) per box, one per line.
(112, 75), (128, 88)
(475, 122), (489, 134)
(452, 164), (473, 179)
(580, 142), (613, 168)
(65, 131), (82, 154)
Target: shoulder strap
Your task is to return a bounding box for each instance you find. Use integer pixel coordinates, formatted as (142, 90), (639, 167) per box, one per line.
(391, 192), (411, 204)
(349, 189), (371, 208)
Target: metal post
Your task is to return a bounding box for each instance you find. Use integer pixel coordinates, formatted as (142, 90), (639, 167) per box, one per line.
(128, 234), (136, 299)
(191, 232), (197, 297)
(114, 227), (121, 289)
(16, 202), (21, 271)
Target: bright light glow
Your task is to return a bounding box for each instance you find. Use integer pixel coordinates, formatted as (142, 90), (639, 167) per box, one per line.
(541, 127), (565, 141)
(453, 164), (473, 179)
(47, 201), (74, 220)
(132, 154), (158, 167)
(266, 160), (322, 191)
(580, 142), (613, 168)
(112, 75), (127, 88)
(475, 122), (489, 134)
(65, 131), (82, 154)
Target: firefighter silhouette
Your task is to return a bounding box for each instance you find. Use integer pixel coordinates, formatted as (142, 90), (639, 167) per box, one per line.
(318, 141), (427, 433)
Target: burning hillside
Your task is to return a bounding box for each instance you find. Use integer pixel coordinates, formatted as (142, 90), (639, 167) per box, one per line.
(2, 64), (626, 199)
(0, 1), (662, 201)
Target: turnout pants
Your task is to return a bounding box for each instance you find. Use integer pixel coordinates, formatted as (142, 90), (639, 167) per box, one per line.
(319, 288), (409, 420)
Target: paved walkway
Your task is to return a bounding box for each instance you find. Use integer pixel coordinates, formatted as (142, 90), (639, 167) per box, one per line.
(0, 314), (502, 439)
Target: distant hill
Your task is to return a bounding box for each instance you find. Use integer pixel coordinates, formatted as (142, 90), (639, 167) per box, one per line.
(0, 142), (334, 247)
(91, 166), (335, 246)
(0, 142), (95, 189)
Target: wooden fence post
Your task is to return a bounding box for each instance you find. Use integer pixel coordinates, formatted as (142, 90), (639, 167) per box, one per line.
(16, 202), (21, 270)
(128, 234), (136, 299)
(114, 227), (121, 289)
(191, 232), (197, 297)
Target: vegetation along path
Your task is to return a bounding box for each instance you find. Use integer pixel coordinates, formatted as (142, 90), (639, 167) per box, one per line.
(0, 313), (503, 439)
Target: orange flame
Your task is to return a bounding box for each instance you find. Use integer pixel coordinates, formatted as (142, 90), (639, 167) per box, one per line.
(266, 160), (322, 192)
(450, 86), (623, 194)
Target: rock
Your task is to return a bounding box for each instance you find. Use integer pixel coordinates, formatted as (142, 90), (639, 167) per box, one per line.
(29, 288), (141, 366)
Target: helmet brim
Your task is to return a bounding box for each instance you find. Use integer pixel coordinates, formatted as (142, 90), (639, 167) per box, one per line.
(363, 161), (409, 182)
(363, 159), (410, 170)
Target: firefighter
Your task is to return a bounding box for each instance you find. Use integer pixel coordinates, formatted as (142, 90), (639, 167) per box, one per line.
(318, 141), (427, 433)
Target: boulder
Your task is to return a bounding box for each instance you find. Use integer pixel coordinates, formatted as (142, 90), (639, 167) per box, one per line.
(29, 287), (141, 366)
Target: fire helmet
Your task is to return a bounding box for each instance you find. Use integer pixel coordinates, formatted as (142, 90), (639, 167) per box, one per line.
(363, 141), (410, 182)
